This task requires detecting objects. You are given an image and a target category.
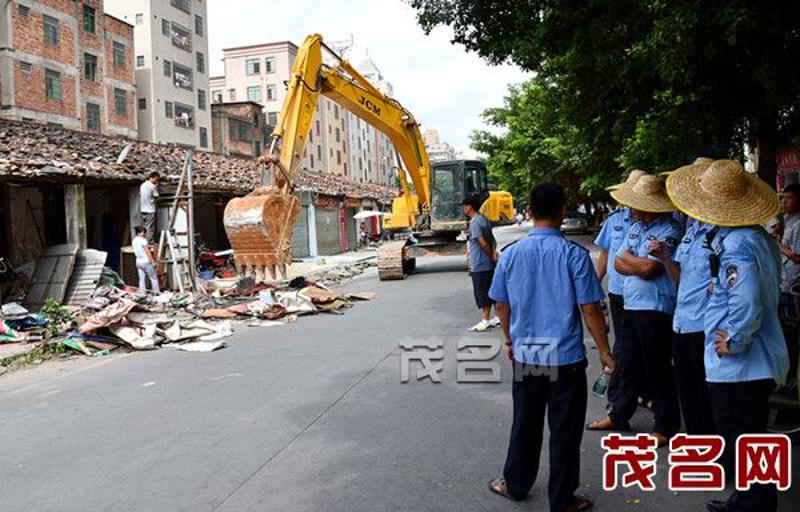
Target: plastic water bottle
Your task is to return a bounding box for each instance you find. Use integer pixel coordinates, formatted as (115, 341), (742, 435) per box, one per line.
(592, 367), (612, 396)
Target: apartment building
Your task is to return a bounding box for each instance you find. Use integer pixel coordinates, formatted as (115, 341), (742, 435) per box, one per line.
(0, 0), (137, 138)
(105, 0), (210, 149)
(423, 128), (460, 162)
(346, 57), (397, 187)
(211, 41), (353, 176)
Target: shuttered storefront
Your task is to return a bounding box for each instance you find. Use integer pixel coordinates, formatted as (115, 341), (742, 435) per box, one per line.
(315, 207), (341, 255)
(291, 206), (310, 258)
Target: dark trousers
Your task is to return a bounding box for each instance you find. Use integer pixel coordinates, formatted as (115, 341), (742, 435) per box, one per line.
(707, 379), (777, 512)
(672, 331), (716, 434)
(607, 293), (625, 404)
(503, 361), (587, 512)
(610, 310), (681, 435)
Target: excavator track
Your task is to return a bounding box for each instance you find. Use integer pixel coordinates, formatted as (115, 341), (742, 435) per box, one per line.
(377, 240), (415, 280)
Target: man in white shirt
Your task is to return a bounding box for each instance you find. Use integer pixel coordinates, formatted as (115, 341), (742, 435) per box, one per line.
(132, 225), (159, 294)
(139, 172), (160, 243)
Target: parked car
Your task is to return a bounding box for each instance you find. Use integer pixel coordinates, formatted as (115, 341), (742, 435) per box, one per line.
(560, 213), (588, 234)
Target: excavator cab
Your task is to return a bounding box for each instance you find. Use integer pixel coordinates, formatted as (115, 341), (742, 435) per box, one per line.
(429, 160), (492, 231)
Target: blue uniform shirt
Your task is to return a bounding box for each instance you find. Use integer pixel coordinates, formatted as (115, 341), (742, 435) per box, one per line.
(593, 207), (632, 295)
(489, 227), (605, 366)
(673, 219), (713, 333)
(469, 214), (496, 272)
(616, 214), (683, 314)
(704, 226), (790, 384)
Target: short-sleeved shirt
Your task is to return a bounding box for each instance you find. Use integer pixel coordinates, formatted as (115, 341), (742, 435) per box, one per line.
(673, 219), (713, 334)
(593, 207), (632, 295)
(139, 180), (159, 214)
(704, 226), (789, 384)
(616, 214), (683, 314)
(132, 236), (150, 265)
(489, 227), (605, 366)
(469, 214), (496, 272)
(780, 213), (800, 292)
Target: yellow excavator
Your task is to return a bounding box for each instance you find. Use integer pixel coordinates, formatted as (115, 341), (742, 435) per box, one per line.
(223, 34), (514, 281)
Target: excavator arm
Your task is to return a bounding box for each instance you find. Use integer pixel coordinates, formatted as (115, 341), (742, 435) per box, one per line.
(224, 34), (432, 280)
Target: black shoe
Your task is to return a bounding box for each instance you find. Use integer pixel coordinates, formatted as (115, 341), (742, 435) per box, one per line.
(706, 500), (730, 512)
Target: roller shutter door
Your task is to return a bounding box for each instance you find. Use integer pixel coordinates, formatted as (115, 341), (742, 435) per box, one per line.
(315, 207), (341, 255)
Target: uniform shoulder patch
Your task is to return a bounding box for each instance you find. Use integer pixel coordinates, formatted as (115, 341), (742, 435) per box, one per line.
(725, 264), (739, 288)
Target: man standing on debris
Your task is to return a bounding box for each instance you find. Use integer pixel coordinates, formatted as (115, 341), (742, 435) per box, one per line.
(133, 226), (159, 294)
(139, 172), (160, 243)
(463, 194), (499, 332)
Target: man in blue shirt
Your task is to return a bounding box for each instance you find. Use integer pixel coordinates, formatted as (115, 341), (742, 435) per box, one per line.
(588, 175), (683, 446)
(463, 195), (498, 332)
(666, 159), (788, 512)
(487, 182), (616, 512)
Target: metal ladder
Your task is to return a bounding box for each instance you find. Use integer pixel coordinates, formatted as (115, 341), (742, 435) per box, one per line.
(155, 151), (197, 292)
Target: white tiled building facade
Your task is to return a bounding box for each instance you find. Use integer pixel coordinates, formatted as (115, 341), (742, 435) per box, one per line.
(106, 0), (211, 149)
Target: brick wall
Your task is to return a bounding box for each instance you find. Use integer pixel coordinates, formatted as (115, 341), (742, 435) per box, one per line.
(12, 1), (76, 67)
(106, 84), (134, 131)
(103, 13), (133, 85)
(14, 60), (77, 118)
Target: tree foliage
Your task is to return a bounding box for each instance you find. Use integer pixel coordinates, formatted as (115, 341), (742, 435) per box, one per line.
(411, 0), (800, 195)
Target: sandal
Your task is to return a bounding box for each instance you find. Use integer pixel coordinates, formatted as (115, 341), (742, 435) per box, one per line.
(586, 416), (617, 431)
(487, 477), (518, 501)
(567, 495), (594, 512)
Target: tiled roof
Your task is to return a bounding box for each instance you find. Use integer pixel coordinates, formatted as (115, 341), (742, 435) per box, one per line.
(0, 118), (398, 201)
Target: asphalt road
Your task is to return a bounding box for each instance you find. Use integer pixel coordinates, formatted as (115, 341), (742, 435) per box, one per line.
(0, 224), (797, 511)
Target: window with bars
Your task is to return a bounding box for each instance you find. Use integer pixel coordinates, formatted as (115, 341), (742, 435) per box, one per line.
(86, 103), (101, 132)
(170, 22), (192, 52)
(20, 61), (32, 73)
(198, 89), (206, 111)
(195, 15), (204, 36)
(171, 0), (190, 14)
(45, 69), (61, 100)
(228, 118), (250, 141)
(113, 42), (126, 68)
(18, 4), (29, 16)
(136, 55), (145, 67)
(83, 6), (96, 33)
(200, 127), (208, 148)
(114, 88), (127, 115)
(43, 15), (59, 46)
(84, 53), (97, 81)
(172, 62), (193, 90)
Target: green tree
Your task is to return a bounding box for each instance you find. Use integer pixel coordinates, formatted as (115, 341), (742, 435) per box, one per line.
(411, 0), (800, 184)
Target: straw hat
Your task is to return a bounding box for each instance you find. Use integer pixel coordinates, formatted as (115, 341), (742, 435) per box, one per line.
(611, 174), (675, 213)
(666, 159), (779, 227)
(658, 157), (715, 178)
(605, 169), (648, 191)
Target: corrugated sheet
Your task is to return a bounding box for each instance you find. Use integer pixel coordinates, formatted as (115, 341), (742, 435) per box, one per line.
(24, 244), (79, 311)
(63, 249), (108, 306)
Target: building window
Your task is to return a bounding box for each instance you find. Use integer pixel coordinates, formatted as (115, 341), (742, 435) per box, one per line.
(45, 69), (61, 100)
(171, 0), (191, 14)
(163, 60), (172, 77)
(170, 22), (192, 52)
(199, 127), (208, 148)
(198, 89), (206, 111)
(83, 6), (96, 33)
(229, 118), (250, 140)
(266, 84), (276, 101)
(267, 112), (278, 126)
(139, 98), (148, 110)
(162, 18), (170, 36)
(316, 120), (320, 135)
(135, 13), (143, 25)
(172, 62), (193, 90)
(247, 86), (261, 102)
(212, 90), (223, 104)
(310, 154), (314, 167)
(228, 88), (236, 101)
(174, 103), (194, 128)
(165, 101), (173, 118)
(264, 56), (275, 73)
(246, 58), (260, 75)
(195, 15), (203, 36)
(86, 103), (101, 132)
(196, 52), (205, 74)
(136, 55), (145, 67)
(114, 88), (127, 115)
(337, 150), (341, 165)
(84, 53), (97, 81)
(255, 140), (261, 156)
(334, 105), (339, 120)
(43, 15), (59, 46)
(113, 42), (126, 69)
(18, 4), (29, 17)
(20, 61), (32, 73)
(335, 127), (341, 142)
(317, 145), (322, 160)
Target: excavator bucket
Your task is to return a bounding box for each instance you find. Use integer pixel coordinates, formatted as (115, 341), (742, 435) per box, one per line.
(223, 187), (301, 281)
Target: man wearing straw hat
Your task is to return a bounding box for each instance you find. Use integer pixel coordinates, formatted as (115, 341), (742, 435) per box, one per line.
(650, 158), (718, 436)
(587, 174), (682, 446)
(593, 170), (644, 407)
(666, 159), (789, 512)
